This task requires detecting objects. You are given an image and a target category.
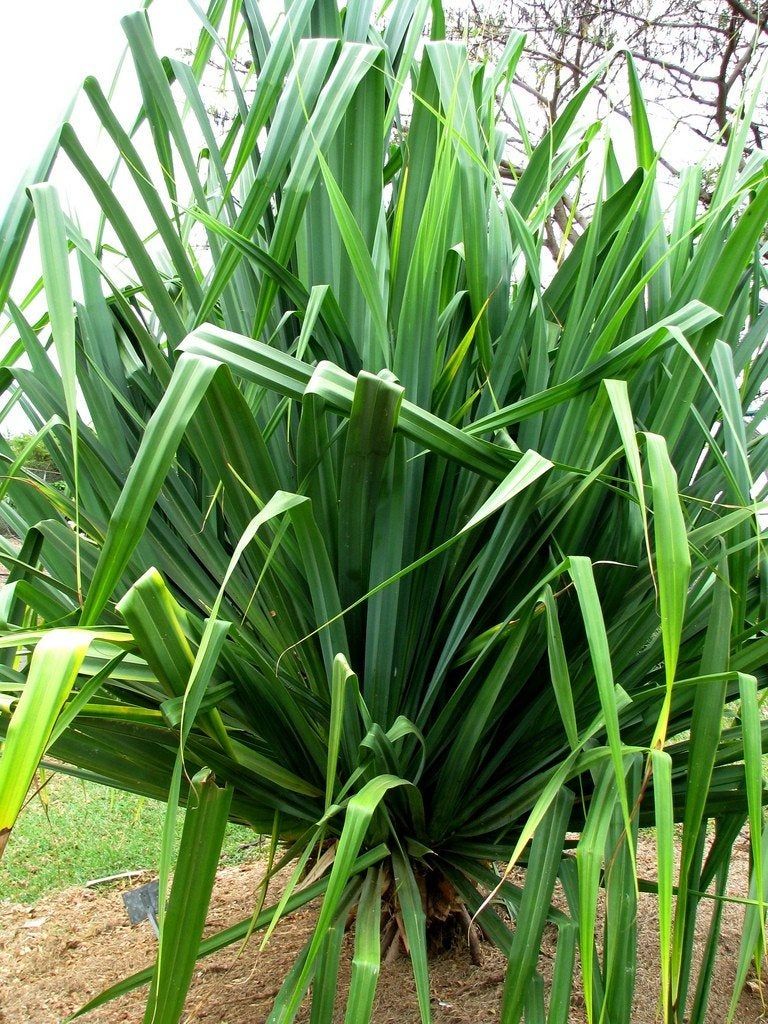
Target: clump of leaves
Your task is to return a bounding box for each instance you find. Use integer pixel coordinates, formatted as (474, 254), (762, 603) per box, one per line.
(0, 2), (766, 1022)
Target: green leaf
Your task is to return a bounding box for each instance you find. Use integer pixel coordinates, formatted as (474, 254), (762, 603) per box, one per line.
(569, 556), (632, 839)
(646, 433), (691, 746)
(391, 844), (432, 1024)
(271, 776), (408, 1022)
(344, 866), (383, 1022)
(143, 769), (233, 1024)
(651, 748), (674, 1021)
(0, 629), (93, 857)
(501, 787), (573, 1024)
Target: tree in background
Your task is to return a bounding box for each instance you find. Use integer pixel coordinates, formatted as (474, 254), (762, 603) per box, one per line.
(446, 0), (768, 253)
(452, 0), (768, 145)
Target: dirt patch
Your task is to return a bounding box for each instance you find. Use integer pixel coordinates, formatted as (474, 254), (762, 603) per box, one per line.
(0, 835), (764, 1024)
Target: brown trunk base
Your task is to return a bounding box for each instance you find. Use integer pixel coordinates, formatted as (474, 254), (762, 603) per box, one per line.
(380, 864), (485, 967)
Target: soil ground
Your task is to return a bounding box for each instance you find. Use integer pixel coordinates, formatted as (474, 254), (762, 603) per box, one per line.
(0, 834), (765, 1023)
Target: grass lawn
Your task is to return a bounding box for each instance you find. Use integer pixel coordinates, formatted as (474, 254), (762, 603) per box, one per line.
(0, 770), (260, 904)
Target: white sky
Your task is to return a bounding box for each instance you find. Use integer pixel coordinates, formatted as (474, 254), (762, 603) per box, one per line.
(2, 1), (729, 217)
(0, 1), (200, 211)
(0, 1), (205, 433)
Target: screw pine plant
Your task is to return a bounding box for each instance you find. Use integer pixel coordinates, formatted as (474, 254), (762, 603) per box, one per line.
(0, 1), (767, 1021)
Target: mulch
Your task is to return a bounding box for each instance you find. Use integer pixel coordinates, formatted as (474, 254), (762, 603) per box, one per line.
(0, 832), (765, 1023)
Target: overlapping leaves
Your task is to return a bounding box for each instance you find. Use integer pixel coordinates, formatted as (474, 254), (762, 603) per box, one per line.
(0, 2), (766, 1022)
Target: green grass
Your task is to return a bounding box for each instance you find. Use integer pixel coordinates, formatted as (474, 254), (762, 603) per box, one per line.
(0, 771), (260, 904)
(6, 432), (57, 473)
